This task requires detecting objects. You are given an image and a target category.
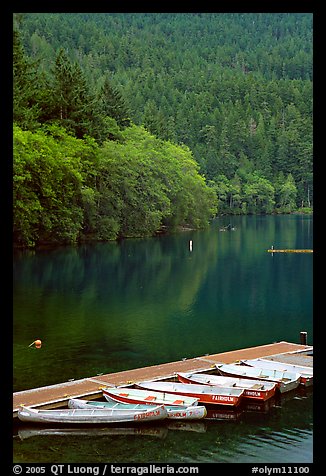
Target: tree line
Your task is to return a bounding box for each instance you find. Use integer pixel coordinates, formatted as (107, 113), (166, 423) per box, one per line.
(13, 13), (313, 247)
(13, 26), (216, 247)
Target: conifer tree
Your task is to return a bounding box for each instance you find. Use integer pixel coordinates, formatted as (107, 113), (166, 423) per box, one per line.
(99, 77), (131, 128)
(13, 28), (40, 129)
(50, 48), (98, 138)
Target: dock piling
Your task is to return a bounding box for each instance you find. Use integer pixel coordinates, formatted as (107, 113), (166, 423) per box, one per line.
(300, 331), (307, 345)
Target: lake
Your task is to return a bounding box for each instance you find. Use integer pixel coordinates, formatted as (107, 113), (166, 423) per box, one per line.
(13, 214), (313, 463)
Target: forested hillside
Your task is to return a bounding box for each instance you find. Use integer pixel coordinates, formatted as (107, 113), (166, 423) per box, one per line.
(13, 13), (313, 247)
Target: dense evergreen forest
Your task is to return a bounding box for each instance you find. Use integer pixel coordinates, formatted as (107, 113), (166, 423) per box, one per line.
(13, 13), (313, 248)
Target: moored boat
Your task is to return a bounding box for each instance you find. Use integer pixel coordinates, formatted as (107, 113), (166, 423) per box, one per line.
(240, 358), (313, 387)
(216, 363), (301, 393)
(102, 387), (199, 407)
(176, 372), (277, 401)
(135, 381), (244, 406)
(17, 404), (168, 424)
(68, 398), (207, 420)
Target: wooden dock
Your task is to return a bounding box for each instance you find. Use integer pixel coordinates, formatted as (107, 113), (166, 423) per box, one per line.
(267, 249), (313, 253)
(13, 341), (312, 419)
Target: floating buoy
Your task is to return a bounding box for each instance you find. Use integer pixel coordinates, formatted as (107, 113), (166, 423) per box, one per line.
(29, 339), (42, 348)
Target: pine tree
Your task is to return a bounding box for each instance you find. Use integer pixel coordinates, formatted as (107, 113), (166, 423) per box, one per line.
(99, 77), (131, 128)
(13, 28), (41, 129)
(50, 48), (98, 138)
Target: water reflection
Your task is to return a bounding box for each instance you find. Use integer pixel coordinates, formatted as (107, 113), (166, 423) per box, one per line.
(12, 215), (314, 463)
(13, 215), (313, 392)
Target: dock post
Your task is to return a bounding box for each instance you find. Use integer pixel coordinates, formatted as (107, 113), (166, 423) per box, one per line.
(300, 331), (307, 345)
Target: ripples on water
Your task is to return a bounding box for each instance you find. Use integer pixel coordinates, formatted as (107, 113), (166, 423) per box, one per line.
(209, 428), (313, 463)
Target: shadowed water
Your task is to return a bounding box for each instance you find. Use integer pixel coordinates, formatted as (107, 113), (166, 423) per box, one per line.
(13, 214), (313, 463)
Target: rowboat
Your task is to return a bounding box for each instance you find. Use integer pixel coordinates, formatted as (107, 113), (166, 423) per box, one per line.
(17, 404), (168, 424)
(136, 381), (244, 406)
(102, 387), (199, 407)
(216, 363), (301, 393)
(176, 372), (277, 401)
(68, 398), (207, 420)
(240, 358), (313, 387)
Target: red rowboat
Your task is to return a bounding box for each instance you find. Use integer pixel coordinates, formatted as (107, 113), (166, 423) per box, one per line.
(102, 387), (199, 407)
(136, 381), (244, 406)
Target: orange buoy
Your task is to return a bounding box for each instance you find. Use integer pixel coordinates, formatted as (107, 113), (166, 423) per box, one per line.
(29, 339), (42, 348)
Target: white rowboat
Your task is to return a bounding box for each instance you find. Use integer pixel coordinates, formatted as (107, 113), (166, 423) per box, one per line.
(177, 372), (277, 401)
(17, 404), (168, 424)
(240, 358), (313, 387)
(216, 363), (301, 393)
(68, 398), (207, 420)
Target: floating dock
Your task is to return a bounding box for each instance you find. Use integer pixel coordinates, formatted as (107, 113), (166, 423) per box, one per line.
(13, 341), (312, 419)
(267, 249), (313, 253)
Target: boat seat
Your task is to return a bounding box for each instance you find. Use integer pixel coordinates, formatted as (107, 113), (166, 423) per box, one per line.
(172, 399), (184, 405)
(119, 393), (129, 397)
(251, 384), (263, 389)
(144, 395), (156, 401)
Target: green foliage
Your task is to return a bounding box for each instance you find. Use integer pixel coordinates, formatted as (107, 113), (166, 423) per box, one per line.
(13, 29), (42, 129)
(13, 124), (217, 247)
(13, 13), (313, 247)
(214, 173), (276, 215)
(48, 48), (99, 139)
(93, 126), (217, 238)
(274, 173), (298, 213)
(17, 12), (312, 209)
(13, 125), (97, 246)
(99, 77), (131, 128)
(242, 174), (275, 214)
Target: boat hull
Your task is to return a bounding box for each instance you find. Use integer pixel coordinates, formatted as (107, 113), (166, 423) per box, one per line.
(17, 405), (168, 424)
(102, 387), (199, 407)
(241, 359), (313, 387)
(177, 372), (277, 401)
(216, 364), (301, 393)
(69, 398), (207, 420)
(136, 381), (244, 407)
(299, 375), (313, 387)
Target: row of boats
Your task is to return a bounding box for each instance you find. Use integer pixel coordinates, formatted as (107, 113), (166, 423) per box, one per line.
(18, 358), (313, 425)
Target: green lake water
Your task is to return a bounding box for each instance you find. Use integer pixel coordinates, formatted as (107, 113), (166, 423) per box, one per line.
(13, 214), (313, 463)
